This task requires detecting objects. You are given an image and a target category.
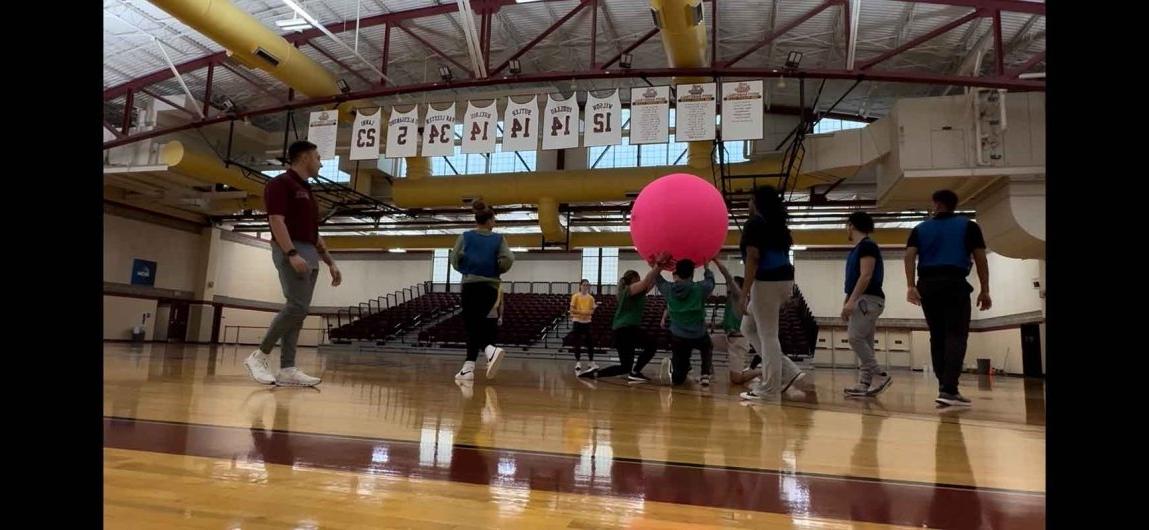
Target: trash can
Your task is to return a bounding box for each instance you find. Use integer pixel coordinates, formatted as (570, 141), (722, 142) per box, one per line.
(976, 358), (991, 375)
(131, 325), (146, 343)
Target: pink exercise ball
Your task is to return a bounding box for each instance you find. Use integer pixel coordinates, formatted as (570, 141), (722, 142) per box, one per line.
(630, 173), (729, 270)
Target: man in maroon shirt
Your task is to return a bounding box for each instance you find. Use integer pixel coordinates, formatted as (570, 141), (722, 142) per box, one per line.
(243, 141), (342, 387)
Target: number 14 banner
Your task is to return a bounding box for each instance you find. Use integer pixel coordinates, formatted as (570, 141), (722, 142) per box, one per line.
(583, 90), (622, 147)
(542, 93), (579, 151)
(501, 96), (538, 152)
(462, 101), (497, 154)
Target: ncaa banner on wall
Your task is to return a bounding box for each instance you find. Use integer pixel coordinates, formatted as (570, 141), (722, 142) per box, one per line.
(721, 80), (765, 141)
(674, 82), (717, 142)
(307, 110), (338, 159)
(629, 86), (670, 145)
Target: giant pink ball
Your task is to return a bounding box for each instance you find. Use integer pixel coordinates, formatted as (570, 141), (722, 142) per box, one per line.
(630, 173), (729, 270)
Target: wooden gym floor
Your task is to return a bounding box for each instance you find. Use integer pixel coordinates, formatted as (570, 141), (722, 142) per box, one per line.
(103, 343), (1045, 529)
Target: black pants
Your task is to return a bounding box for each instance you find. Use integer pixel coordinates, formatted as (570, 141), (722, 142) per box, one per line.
(462, 283), (499, 362)
(598, 326), (657, 377)
(570, 321), (595, 361)
(918, 276), (973, 395)
(670, 335), (713, 385)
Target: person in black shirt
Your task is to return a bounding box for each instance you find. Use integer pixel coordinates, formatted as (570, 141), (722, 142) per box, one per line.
(738, 186), (813, 403)
(842, 212), (891, 397)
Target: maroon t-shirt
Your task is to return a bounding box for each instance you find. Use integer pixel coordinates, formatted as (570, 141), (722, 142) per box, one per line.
(264, 169), (319, 245)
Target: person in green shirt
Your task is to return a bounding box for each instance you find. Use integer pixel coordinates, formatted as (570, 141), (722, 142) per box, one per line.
(590, 252), (670, 382)
(655, 258), (716, 386)
(712, 259), (759, 385)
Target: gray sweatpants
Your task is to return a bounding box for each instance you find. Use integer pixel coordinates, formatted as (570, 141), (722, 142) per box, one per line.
(260, 242), (319, 369)
(743, 280), (802, 398)
(847, 294), (885, 384)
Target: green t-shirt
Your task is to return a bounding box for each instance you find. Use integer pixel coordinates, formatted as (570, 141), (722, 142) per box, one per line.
(612, 288), (647, 330)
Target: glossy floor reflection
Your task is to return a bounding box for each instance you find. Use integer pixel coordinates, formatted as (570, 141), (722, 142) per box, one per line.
(104, 343), (1045, 529)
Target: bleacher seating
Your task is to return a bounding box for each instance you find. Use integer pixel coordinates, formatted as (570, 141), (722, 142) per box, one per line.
(418, 293), (569, 346)
(329, 292), (459, 343)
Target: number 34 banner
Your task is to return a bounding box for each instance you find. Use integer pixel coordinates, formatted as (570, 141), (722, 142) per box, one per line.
(421, 103), (456, 157)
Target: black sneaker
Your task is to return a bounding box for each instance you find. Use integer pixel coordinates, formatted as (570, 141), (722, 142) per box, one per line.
(935, 392), (972, 407)
(627, 371), (651, 383)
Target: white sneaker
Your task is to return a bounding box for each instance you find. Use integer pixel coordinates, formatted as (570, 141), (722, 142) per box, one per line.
(275, 367), (321, 387)
(868, 373), (893, 396)
(243, 350), (276, 385)
(576, 362), (601, 378)
(456, 361), (476, 381)
(484, 346), (505, 379)
(574, 362), (583, 375)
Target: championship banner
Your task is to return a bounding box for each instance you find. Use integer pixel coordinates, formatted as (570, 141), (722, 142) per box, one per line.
(674, 82), (716, 142)
(629, 86), (670, 145)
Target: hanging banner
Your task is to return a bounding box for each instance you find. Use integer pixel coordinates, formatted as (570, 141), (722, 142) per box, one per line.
(348, 109), (382, 161)
(542, 93), (579, 151)
(462, 101), (498, 154)
(629, 86), (670, 145)
(385, 106), (419, 158)
(307, 110), (338, 159)
(501, 96), (539, 152)
(421, 103), (456, 157)
(583, 90), (622, 147)
(674, 82), (717, 142)
(721, 80), (765, 141)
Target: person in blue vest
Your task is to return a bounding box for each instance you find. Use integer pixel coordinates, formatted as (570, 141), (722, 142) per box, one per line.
(842, 211), (891, 397)
(905, 190), (992, 407)
(451, 200), (515, 381)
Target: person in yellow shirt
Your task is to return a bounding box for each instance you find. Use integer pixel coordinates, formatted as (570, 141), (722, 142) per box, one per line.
(569, 279), (598, 375)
